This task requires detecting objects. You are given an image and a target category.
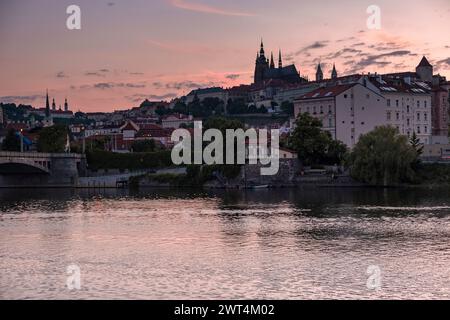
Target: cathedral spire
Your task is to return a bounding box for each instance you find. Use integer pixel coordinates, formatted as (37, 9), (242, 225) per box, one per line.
(259, 39), (265, 57)
(270, 52), (275, 69)
(278, 50), (283, 69)
(64, 98), (69, 112)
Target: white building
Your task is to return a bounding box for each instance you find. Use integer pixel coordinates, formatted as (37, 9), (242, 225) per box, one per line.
(294, 83), (386, 148)
(368, 76), (433, 145)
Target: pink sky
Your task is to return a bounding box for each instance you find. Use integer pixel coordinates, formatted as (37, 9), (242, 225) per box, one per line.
(0, 0), (449, 112)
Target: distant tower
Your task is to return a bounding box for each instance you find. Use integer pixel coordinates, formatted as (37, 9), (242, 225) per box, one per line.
(254, 39), (270, 84)
(45, 90), (51, 118)
(270, 52), (275, 69)
(52, 98), (56, 111)
(331, 63), (338, 79)
(64, 98), (69, 112)
(416, 56), (433, 82)
(278, 50), (283, 69)
(316, 63), (323, 82)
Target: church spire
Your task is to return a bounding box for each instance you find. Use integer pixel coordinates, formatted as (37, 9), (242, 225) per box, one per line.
(64, 98), (69, 112)
(316, 63), (323, 82)
(52, 98), (56, 111)
(331, 63), (337, 79)
(45, 89), (50, 118)
(278, 50), (283, 69)
(270, 52), (275, 69)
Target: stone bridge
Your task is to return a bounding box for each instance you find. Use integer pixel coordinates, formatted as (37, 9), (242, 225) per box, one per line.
(0, 152), (86, 187)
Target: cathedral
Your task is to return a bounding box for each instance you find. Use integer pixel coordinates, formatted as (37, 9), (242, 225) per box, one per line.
(254, 40), (305, 84)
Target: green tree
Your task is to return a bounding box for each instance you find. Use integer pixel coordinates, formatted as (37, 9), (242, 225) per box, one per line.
(1, 129), (21, 151)
(131, 139), (157, 153)
(410, 132), (424, 156)
(280, 101), (294, 116)
(324, 139), (348, 165)
(37, 125), (68, 153)
(349, 126), (418, 186)
(289, 113), (331, 165)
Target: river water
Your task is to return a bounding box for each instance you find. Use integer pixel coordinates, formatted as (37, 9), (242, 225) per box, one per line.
(1, 187), (450, 300)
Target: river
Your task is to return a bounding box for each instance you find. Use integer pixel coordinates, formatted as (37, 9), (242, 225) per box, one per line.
(1, 187), (449, 299)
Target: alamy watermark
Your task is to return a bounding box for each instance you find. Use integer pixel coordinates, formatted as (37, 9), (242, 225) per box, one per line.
(66, 264), (81, 290)
(66, 5), (81, 30)
(366, 5), (381, 30)
(171, 121), (280, 176)
(366, 265), (382, 291)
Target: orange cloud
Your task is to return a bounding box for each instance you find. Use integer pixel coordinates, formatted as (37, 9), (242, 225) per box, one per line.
(169, 0), (255, 17)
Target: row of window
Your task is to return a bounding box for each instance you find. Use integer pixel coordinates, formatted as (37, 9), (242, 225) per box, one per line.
(387, 112), (429, 122)
(387, 99), (428, 108)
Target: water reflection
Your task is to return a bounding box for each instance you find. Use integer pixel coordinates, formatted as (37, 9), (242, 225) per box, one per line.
(1, 187), (450, 299)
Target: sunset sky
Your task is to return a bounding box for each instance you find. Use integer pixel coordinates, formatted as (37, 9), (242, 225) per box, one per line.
(1, 0), (449, 112)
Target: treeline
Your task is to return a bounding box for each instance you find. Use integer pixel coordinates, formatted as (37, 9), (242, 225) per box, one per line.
(86, 150), (173, 171)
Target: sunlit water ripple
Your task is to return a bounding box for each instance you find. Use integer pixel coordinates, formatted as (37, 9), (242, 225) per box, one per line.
(1, 188), (450, 300)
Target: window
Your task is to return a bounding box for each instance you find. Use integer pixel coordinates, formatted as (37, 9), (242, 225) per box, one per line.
(396, 100), (399, 107)
(424, 101), (427, 108)
(425, 126), (428, 133)
(328, 105), (332, 114)
(320, 106), (323, 114)
(417, 113), (420, 121)
(417, 127), (421, 134)
(417, 101), (420, 108)
(396, 113), (400, 121)
(313, 106), (316, 114)
(424, 113), (428, 121)
(407, 105), (410, 113)
(387, 111), (391, 121)
(407, 119), (410, 126)
(344, 94), (348, 98)
(387, 99), (391, 107)
(329, 118), (333, 127)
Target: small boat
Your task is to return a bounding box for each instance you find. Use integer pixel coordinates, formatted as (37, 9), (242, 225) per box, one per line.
(247, 184), (269, 189)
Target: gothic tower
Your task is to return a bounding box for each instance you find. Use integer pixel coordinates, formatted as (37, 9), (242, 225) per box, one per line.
(416, 56), (433, 82)
(270, 52), (275, 69)
(331, 63), (338, 79)
(278, 50), (283, 69)
(64, 98), (69, 112)
(52, 98), (56, 111)
(254, 40), (270, 84)
(45, 90), (50, 118)
(316, 63), (323, 82)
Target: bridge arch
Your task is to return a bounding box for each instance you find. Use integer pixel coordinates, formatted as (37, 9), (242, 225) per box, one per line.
(0, 159), (50, 174)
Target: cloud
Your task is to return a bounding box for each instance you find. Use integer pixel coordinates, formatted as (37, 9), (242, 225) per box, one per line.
(293, 41), (329, 57)
(169, 0), (255, 17)
(107, 2), (115, 6)
(126, 93), (178, 103)
(225, 74), (240, 80)
(93, 82), (146, 90)
(56, 71), (68, 78)
(346, 50), (414, 73)
(437, 58), (450, 68)
(0, 94), (45, 104)
(85, 69), (110, 77)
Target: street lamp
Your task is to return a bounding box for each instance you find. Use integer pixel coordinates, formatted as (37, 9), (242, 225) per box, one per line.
(81, 126), (86, 154)
(20, 129), (24, 153)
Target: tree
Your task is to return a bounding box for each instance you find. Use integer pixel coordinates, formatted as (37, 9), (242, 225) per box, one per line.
(289, 113), (331, 165)
(37, 125), (68, 153)
(280, 101), (294, 116)
(131, 139), (157, 153)
(349, 126), (418, 186)
(1, 129), (21, 151)
(410, 132), (424, 156)
(324, 139), (348, 165)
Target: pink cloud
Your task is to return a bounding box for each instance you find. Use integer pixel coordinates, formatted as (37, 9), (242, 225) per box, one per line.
(169, 0), (255, 17)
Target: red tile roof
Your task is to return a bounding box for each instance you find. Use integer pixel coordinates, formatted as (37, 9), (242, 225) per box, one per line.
(297, 84), (357, 100)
